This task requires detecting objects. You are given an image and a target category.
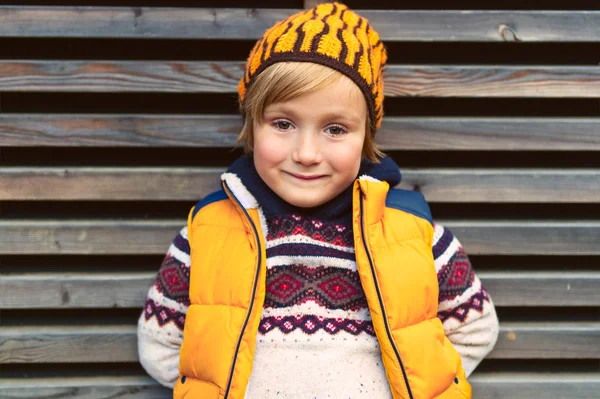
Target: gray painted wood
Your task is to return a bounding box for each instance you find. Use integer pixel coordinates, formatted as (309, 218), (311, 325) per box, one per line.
(0, 377), (171, 399)
(490, 323), (600, 359)
(0, 273), (155, 309)
(0, 167), (223, 201)
(1, 220), (599, 255)
(0, 114), (242, 147)
(470, 373), (600, 399)
(0, 326), (138, 363)
(2, 61), (599, 97)
(1, 374), (600, 399)
(0, 8), (599, 42)
(375, 117), (600, 151)
(0, 220), (183, 255)
(2, 272), (599, 309)
(2, 114), (599, 150)
(1, 323), (597, 363)
(442, 220), (600, 255)
(2, 167), (599, 202)
(479, 272), (600, 307)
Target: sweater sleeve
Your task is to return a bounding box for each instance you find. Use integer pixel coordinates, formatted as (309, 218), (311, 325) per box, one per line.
(432, 221), (500, 377)
(137, 225), (190, 388)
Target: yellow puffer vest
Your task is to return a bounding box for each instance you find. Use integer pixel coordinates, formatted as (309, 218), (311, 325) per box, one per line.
(173, 174), (472, 399)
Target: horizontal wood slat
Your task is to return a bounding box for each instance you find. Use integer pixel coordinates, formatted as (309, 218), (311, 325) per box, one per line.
(446, 221), (600, 255)
(480, 272), (600, 307)
(2, 323), (598, 363)
(0, 377), (171, 399)
(1, 374), (600, 399)
(0, 326), (138, 363)
(3, 61), (600, 97)
(2, 167), (599, 203)
(0, 273), (154, 309)
(2, 220), (599, 255)
(0, 8), (599, 42)
(2, 115), (600, 150)
(470, 373), (600, 399)
(1, 374), (599, 399)
(2, 272), (599, 309)
(0, 220), (181, 255)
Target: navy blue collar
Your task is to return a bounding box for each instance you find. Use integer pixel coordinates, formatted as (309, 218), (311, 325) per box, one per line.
(227, 155), (402, 223)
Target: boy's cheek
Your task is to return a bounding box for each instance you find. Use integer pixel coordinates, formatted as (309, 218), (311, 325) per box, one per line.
(254, 134), (288, 165)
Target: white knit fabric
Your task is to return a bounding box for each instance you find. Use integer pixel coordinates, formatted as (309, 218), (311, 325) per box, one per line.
(245, 329), (392, 398)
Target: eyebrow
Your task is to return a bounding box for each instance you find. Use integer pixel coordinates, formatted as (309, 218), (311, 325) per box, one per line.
(264, 105), (362, 124)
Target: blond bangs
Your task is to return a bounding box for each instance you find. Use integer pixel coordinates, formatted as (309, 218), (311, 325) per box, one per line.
(244, 62), (342, 124)
(237, 62), (383, 162)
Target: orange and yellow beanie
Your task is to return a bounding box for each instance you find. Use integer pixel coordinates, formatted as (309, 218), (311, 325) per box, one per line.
(238, 1), (388, 130)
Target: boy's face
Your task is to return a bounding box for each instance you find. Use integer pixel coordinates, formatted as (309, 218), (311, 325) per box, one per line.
(253, 75), (367, 208)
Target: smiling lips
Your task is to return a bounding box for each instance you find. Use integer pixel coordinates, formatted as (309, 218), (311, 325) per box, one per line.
(286, 172), (327, 181)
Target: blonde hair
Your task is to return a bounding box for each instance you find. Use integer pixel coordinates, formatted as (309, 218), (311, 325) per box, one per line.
(237, 62), (384, 162)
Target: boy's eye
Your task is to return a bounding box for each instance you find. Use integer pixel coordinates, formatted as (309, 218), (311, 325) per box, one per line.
(326, 125), (346, 136)
(275, 121), (293, 130)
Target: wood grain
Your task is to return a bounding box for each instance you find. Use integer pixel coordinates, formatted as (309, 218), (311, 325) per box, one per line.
(490, 323), (600, 359)
(0, 8), (598, 42)
(479, 272), (600, 307)
(0, 326), (137, 363)
(444, 220), (600, 255)
(1, 374), (599, 399)
(2, 61), (599, 97)
(2, 114), (599, 150)
(0, 220), (182, 255)
(1, 220), (598, 255)
(2, 167), (599, 202)
(2, 272), (599, 309)
(471, 373), (600, 399)
(2, 323), (597, 363)
(0, 114), (242, 147)
(0, 377), (171, 399)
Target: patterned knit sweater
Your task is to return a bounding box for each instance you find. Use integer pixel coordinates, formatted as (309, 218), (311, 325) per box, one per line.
(137, 156), (499, 396)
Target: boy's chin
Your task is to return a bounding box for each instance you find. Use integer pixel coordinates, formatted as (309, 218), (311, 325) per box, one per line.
(278, 192), (334, 209)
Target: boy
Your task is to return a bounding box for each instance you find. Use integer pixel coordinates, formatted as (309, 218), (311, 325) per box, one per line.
(138, 3), (499, 398)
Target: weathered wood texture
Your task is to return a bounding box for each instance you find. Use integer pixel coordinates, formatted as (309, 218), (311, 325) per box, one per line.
(2, 114), (600, 150)
(2, 167), (599, 202)
(0, 8), (599, 41)
(1, 323), (597, 363)
(1, 374), (600, 399)
(1, 220), (599, 255)
(2, 61), (600, 97)
(0, 377), (172, 399)
(2, 272), (599, 309)
(470, 373), (600, 399)
(1, 3), (599, 397)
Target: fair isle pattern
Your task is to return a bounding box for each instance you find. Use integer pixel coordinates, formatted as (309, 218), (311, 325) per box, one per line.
(138, 220), (499, 388)
(267, 213), (353, 246)
(142, 227), (190, 330)
(265, 264), (367, 310)
(144, 298), (186, 331)
(238, 2), (387, 129)
(437, 247), (476, 301)
(248, 213), (385, 396)
(259, 315), (376, 336)
(261, 213), (372, 337)
(139, 222), (492, 334)
(432, 222), (492, 324)
(438, 288), (490, 323)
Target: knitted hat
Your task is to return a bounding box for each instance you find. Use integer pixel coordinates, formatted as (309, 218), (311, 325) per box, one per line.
(238, 1), (387, 130)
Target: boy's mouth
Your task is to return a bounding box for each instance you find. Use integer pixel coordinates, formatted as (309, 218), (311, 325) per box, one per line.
(285, 172), (326, 181)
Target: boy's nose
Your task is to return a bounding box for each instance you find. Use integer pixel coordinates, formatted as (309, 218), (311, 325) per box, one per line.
(292, 132), (322, 166)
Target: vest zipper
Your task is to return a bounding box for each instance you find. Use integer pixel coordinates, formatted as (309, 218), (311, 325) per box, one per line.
(222, 181), (262, 399)
(359, 193), (414, 399)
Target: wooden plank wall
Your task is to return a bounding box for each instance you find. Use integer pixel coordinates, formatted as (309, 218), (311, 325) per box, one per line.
(1, 0), (599, 397)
